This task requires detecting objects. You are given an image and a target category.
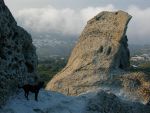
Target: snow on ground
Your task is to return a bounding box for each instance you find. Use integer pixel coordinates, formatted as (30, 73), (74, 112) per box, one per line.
(1, 89), (86, 113)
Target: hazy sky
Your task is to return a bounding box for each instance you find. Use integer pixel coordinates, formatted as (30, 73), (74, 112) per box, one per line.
(4, 0), (150, 11)
(4, 0), (150, 45)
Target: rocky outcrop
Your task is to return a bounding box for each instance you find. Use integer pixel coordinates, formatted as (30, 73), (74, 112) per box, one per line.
(1, 89), (150, 113)
(121, 72), (150, 104)
(85, 90), (150, 113)
(46, 11), (132, 95)
(0, 0), (37, 105)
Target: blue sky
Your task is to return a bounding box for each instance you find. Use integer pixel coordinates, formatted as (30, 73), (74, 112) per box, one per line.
(4, 0), (150, 45)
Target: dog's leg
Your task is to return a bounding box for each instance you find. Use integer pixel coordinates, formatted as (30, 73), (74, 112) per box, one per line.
(24, 91), (26, 98)
(35, 92), (38, 101)
(26, 91), (29, 100)
(24, 91), (28, 100)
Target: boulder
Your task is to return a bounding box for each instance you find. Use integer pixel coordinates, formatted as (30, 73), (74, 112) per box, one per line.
(0, 0), (37, 105)
(46, 10), (132, 95)
(121, 72), (150, 104)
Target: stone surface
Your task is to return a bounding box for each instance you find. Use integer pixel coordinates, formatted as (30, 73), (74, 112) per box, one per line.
(46, 10), (132, 95)
(85, 90), (150, 113)
(1, 89), (150, 113)
(121, 72), (150, 104)
(0, 0), (37, 105)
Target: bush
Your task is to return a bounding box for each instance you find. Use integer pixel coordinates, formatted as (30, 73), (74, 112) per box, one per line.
(37, 57), (67, 87)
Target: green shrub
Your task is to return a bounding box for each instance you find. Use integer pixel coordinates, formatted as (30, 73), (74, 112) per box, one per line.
(37, 58), (67, 87)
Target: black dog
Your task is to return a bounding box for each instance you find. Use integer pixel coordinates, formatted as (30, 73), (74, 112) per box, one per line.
(18, 81), (44, 101)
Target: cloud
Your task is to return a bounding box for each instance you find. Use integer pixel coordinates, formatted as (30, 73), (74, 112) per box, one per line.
(127, 6), (150, 44)
(16, 5), (115, 35)
(15, 5), (150, 44)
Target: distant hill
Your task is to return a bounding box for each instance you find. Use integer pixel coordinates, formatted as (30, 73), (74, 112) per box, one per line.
(129, 44), (150, 56)
(32, 33), (77, 60)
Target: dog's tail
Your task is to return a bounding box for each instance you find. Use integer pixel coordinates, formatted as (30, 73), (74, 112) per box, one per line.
(18, 85), (23, 89)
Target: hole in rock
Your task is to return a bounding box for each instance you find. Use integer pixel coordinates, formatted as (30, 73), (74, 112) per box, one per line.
(2, 43), (5, 47)
(129, 79), (141, 89)
(106, 46), (112, 55)
(8, 51), (12, 55)
(12, 32), (18, 40)
(14, 57), (18, 61)
(15, 41), (18, 45)
(7, 45), (11, 49)
(8, 64), (11, 67)
(95, 16), (100, 21)
(115, 12), (118, 15)
(99, 46), (103, 53)
(0, 55), (7, 60)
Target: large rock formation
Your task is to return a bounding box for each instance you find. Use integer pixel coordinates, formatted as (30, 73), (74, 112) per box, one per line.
(0, 0), (37, 105)
(46, 11), (132, 95)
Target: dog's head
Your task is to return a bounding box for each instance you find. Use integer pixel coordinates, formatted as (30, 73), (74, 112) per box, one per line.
(38, 81), (44, 88)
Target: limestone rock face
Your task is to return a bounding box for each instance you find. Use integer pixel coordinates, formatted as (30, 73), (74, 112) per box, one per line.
(0, 0), (37, 105)
(46, 11), (132, 95)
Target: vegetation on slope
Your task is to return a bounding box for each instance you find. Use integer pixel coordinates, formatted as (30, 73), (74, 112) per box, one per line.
(37, 57), (67, 86)
(130, 62), (150, 74)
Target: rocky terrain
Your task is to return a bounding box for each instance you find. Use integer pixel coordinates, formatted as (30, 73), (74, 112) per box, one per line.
(0, 0), (37, 105)
(1, 89), (150, 113)
(1, 0), (150, 113)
